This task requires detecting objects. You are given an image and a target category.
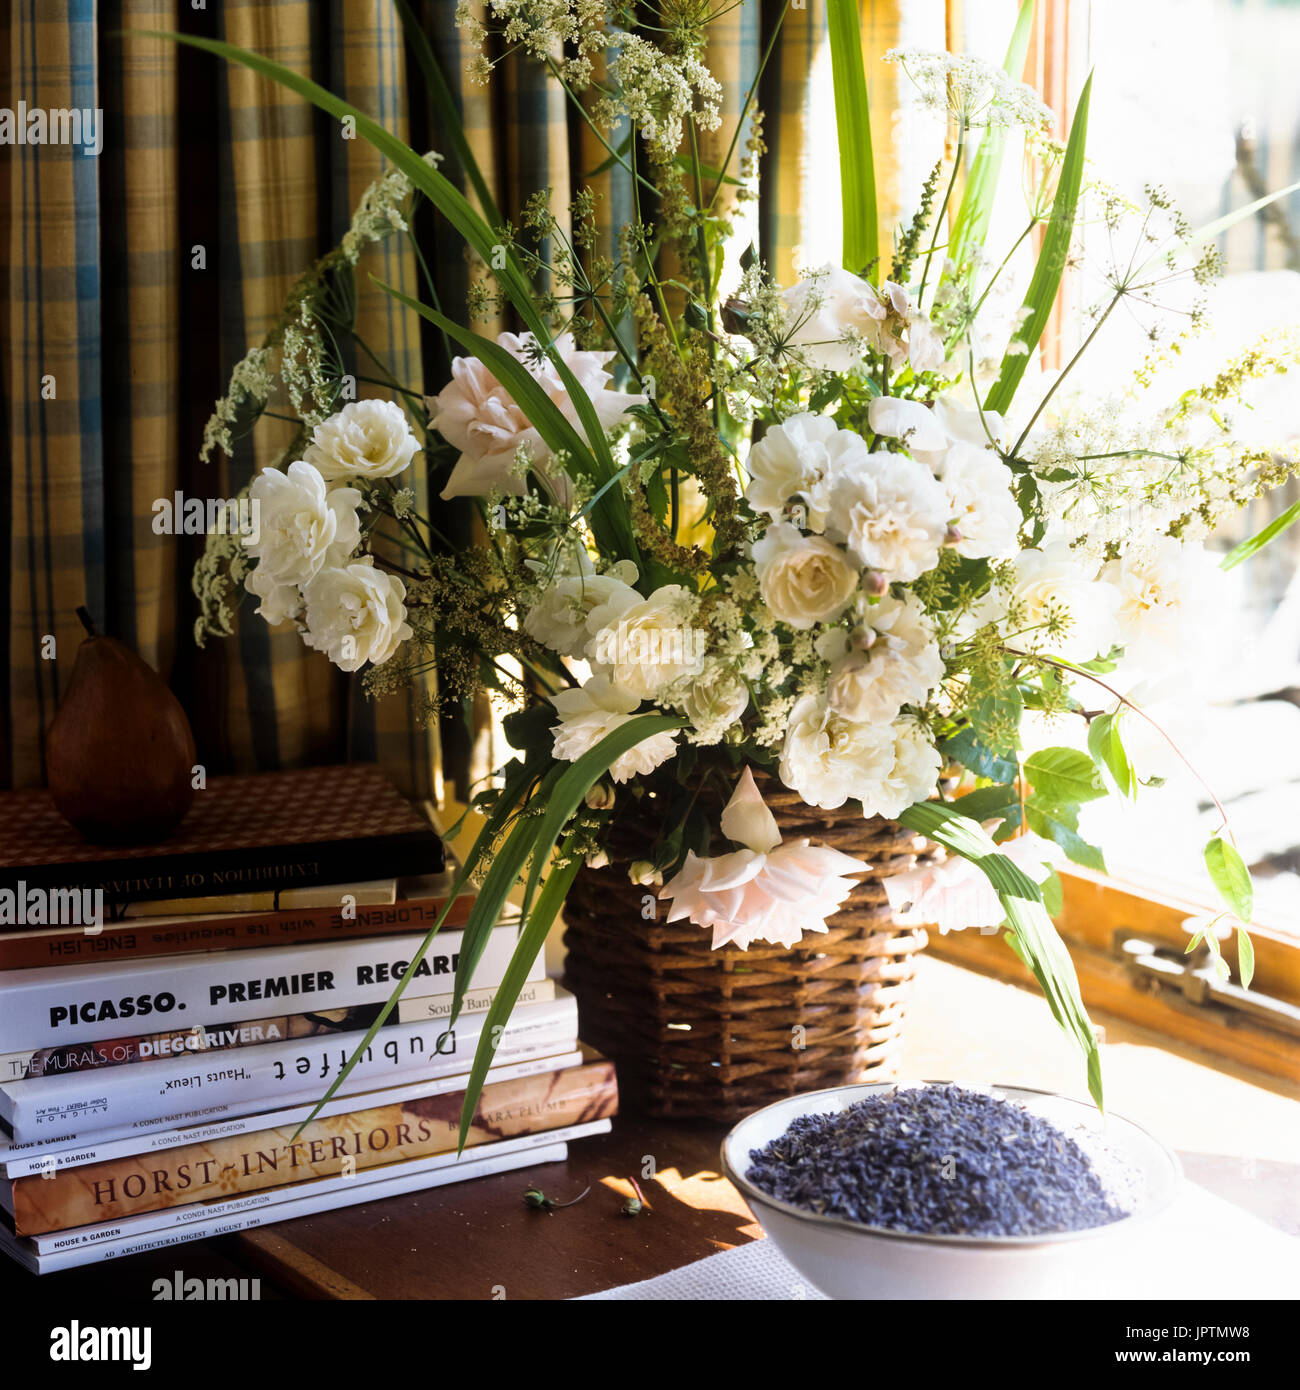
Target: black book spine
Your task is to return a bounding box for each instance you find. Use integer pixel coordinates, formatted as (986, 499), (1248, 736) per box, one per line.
(0, 829), (445, 911)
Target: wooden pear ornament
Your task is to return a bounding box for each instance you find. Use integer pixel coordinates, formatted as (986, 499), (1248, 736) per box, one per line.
(46, 607), (198, 844)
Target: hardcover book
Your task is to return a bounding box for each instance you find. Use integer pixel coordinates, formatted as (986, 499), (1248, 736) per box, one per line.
(0, 873), (477, 972)
(0, 990), (577, 1141)
(0, 923), (536, 1053)
(10, 1059), (617, 1234)
(0, 764), (445, 909)
(0, 980), (556, 1082)
(0, 1140), (572, 1273)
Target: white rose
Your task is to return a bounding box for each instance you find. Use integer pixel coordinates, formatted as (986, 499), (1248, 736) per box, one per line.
(301, 559), (412, 671)
(779, 694), (940, 817)
(549, 674), (679, 783)
(743, 412), (866, 529)
(245, 461), (361, 587)
(1101, 537), (1219, 671)
(975, 540), (1121, 664)
(825, 450), (949, 582)
(585, 584), (707, 701)
(430, 331), (646, 501)
(522, 560), (641, 658)
(940, 442), (1022, 560)
(751, 522), (860, 630)
(303, 399), (421, 481)
(244, 564), (301, 627)
(820, 593), (944, 723)
(681, 662), (750, 737)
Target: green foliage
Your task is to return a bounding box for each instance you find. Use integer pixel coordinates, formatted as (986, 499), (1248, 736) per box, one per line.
(898, 801), (1104, 1109)
(1023, 746), (1105, 806)
(1204, 835), (1253, 924)
(985, 72), (1093, 419)
(826, 0), (878, 276)
(1087, 712), (1137, 798)
(1220, 497), (1300, 572)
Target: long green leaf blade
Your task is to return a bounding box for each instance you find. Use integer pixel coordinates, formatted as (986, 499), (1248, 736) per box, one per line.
(826, 0), (878, 276)
(1221, 497), (1300, 571)
(949, 0), (1035, 269)
(393, 0), (500, 227)
(455, 712), (686, 1147)
(984, 72), (1093, 417)
(898, 800), (1103, 1109)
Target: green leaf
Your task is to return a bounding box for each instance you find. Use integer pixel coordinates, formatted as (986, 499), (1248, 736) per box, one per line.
(949, 783), (1021, 824)
(948, 0), (1035, 270)
(942, 727), (1018, 784)
(1023, 746), (1106, 805)
(826, 0), (878, 276)
(1204, 836), (1253, 923)
(984, 72), (1093, 417)
(393, 0), (500, 226)
(898, 801), (1103, 1109)
(378, 283), (640, 564)
(1235, 926), (1255, 989)
(456, 712), (686, 1147)
(1040, 864), (1064, 917)
(1220, 497), (1300, 572)
(1087, 713), (1137, 799)
(1026, 799), (1107, 873)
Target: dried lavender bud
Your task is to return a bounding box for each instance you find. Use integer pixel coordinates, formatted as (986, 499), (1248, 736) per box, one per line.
(745, 1084), (1129, 1237)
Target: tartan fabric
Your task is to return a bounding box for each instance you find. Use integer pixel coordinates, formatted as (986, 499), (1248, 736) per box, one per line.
(1, 0), (927, 800)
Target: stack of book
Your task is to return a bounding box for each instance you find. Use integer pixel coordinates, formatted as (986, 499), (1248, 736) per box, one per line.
(0, 765), (614, 1273)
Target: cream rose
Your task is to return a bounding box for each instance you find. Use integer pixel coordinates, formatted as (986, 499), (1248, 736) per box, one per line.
(751, 522), (859, 630)
(244, 564), (301, 627)
(680, 662), (750, 739)
(549, 675), (679, 783)
(303, 399), (421, 481)
(819, 593), (944, 724)
(825, 451), (949, 582)
(585, 584), (707, 700)
(940, 442), (1022, 560)
(522, 560), (641, 659)
(302, 559), (412, 671)
(743, 413), (867, 530)
(245, 461), (361, 588)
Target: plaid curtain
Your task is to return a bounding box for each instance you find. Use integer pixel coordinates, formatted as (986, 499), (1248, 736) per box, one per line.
(0, 0), (937, 799)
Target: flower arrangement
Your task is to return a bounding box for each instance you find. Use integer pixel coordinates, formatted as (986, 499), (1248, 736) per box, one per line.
(173, 0), (1300, 1135)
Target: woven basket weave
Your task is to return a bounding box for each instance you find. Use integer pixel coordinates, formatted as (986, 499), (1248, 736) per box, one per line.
(561, 770), (939, 1121)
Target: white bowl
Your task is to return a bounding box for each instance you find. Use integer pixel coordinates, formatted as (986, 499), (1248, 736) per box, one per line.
(721, 1080), (1183, 1300)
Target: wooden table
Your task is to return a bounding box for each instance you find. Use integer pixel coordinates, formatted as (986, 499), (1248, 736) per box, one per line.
(4, 956), (1296, 1301)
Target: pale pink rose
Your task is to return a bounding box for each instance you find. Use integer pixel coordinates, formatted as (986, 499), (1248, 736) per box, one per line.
(882, 829), (1061, 934)
(429, 331), (646, 501)
(658, 767), (869, 950)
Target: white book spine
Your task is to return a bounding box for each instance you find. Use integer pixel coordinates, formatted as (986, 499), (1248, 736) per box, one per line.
(0, 992), (578, 1141)
(29, 1119), (611, 1252)
(4, 1141), (570, 1273)
(0, 924), (538, 1052)
(396, 977), (556, 1023)
(1, 1048), (584, 1177)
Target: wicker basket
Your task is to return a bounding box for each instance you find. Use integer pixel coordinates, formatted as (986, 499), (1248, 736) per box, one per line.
(561, 770), (939, 1120)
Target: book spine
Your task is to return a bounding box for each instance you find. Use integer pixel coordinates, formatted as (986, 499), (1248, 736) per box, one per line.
(28, 1120), (611, 1252)
(1, 1049), (585, 1177)
(0, 923), (538, 1052)
(9, 1142), (568, 1273)
(1, 828), (444, 906)
(0, 893), (473, 971)
(0, 979), (554, 1082)
(13, 1058), (616, 1233)
(0, 994), (578, 1141)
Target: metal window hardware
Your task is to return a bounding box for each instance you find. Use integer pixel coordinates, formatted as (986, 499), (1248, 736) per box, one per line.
(1114, 929), (1300, 1038)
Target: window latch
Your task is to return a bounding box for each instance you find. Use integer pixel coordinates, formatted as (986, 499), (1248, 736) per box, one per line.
(1114, 929), (1300, 1039)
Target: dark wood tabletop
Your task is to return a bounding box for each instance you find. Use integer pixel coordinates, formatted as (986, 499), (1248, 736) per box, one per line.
(0, 1112), (760, 1301)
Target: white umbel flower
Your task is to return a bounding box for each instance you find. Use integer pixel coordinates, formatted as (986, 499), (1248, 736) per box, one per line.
(303, 399), (421, 481)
